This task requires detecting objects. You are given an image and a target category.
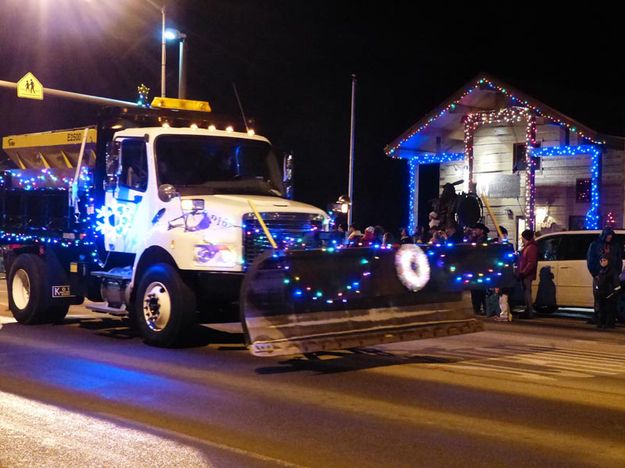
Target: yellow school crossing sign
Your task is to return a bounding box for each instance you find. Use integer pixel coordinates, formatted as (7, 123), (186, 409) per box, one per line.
(17, 72), (43, 100)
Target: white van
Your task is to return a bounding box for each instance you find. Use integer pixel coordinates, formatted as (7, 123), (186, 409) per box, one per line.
(533, 230), (625, 310)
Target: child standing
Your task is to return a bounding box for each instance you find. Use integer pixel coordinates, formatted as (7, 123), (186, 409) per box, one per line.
(593, 256), (621, 329)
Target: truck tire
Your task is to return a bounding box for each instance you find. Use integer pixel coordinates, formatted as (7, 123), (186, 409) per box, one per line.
(8, 254), (69, 324)
(135, 263), (196, 347)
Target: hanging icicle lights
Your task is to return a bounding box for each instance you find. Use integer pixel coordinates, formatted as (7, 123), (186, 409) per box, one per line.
(385, 77), (605, 157)
(530, 145), (601, 229)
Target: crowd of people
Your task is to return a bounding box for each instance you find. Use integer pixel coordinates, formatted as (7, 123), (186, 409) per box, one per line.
(336, 221), (624, 329)
(336, 220), (519, 321)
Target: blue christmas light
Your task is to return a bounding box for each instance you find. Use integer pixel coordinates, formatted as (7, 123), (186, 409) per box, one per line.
(0, 167), (103, 267)
(407, 155), (464, 234)
(385, 76), (605, 158)
(531, 145), (601, 229)
(407, 153), (465, 164)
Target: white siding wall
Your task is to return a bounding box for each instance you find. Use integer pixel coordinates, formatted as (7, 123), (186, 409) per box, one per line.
(436, 121), (624, 244)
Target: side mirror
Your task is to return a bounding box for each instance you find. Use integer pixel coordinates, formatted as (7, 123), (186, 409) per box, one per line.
(158, 184), (179, 202)
(282, 152), (294, 200)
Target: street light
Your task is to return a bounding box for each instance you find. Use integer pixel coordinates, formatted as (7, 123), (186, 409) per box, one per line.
(144, 0), (167, 97)
(164, 28), (187, 99)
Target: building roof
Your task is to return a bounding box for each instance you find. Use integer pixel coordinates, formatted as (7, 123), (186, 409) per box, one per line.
(385, 73), (610, 159)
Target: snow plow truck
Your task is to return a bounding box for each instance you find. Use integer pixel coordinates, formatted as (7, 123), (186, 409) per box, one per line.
(0, 99), (515, 356)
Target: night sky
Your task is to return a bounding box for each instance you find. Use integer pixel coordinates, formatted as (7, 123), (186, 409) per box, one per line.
(1, 1), (623, 234)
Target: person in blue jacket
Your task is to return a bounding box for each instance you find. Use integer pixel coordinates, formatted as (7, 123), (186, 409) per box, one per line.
(587, 228), (623, 323)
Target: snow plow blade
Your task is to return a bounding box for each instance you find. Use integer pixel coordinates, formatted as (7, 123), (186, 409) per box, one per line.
(241, 243), (515, 357)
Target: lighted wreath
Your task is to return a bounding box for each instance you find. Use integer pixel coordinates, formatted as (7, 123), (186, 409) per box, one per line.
(394, 244), (431, 292)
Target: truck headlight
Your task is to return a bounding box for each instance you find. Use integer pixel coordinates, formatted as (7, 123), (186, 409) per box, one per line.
(194, 244), (237, 267)
(181, 198), (205, 214)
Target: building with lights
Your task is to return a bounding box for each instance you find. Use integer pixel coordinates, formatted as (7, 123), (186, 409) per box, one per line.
(386, 74), (625, 245)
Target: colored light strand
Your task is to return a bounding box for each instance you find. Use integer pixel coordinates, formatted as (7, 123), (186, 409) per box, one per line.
(0, 166), (104, 267)
(407, 158), (418, 234)
(137, 84), (150, 107)
(385, 76), (605, 157)
(530, 144), (601, 229)
(0, 167), (92, 191)
(525, 114), (537, 231)
(277, 243), (515, 306)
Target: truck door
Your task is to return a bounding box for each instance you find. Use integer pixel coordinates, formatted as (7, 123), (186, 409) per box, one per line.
(100, 138), (149, 253)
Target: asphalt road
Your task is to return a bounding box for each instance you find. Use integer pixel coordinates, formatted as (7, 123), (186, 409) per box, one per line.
(1, 282), (625, 467)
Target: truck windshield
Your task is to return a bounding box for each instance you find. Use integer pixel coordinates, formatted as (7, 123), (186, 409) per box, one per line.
(155, 135), (283, 196)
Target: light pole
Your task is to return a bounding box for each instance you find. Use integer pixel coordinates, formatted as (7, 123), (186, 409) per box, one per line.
(145, 1), (167, 97)
(347, 74), (357, 226)
(161, 5), (166, 97)
(164, 29), (188, 99)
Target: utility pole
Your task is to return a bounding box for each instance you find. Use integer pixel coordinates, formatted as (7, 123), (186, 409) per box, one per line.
(161, 4), (166, 97)
(347, 74), (357, 226)
(145, 0), (167, 97)
(177, 33), (187, 99)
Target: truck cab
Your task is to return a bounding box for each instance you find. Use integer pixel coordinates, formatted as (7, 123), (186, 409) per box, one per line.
(1, 104), (328, 345)
(104, 126), (326, 271)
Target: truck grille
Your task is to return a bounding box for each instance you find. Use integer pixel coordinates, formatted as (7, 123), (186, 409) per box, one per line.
(242, 212), (324, 267)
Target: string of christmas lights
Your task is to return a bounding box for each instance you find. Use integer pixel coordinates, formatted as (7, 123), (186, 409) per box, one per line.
(525, 114), (537, 231)
(463, 107), (531, 184)
(606, 211), (616, 227)
(407, 153), (464, 165)
(530, 145), (601, 229)
(385, 76), (605, 158)
(0, 167), (92, 191)
(407, 158), (418, 234)
(271, 243), (515, 306)
(0, 166), (104, 266)
(137, 84), (150, 107)
(405, 153), (464, 232)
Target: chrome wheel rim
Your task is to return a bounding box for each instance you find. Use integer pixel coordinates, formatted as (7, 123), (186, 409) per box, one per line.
(142, 282), (171, 332)
(12, 269), (31, 310)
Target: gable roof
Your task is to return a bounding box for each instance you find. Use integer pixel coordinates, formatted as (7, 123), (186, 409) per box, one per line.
(385, 73), (606, 158)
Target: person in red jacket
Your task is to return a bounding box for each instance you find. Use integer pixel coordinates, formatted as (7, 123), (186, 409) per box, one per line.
(517, 229), (538, 318)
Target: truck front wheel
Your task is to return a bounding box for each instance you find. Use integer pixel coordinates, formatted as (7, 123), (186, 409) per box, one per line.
(135, 263), (196, 347)
(8, 254), (69, 324)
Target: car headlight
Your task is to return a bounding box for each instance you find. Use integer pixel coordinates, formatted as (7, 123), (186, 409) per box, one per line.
(312, 213), (329, 230)
(194, 244), (237, 267)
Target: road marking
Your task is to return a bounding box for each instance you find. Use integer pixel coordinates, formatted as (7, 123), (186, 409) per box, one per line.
(422, 344), (625, 380)
(0, 316), (16, 325)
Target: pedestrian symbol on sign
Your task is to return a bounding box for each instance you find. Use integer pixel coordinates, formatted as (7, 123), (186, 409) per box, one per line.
(17, 72), (44, 100)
